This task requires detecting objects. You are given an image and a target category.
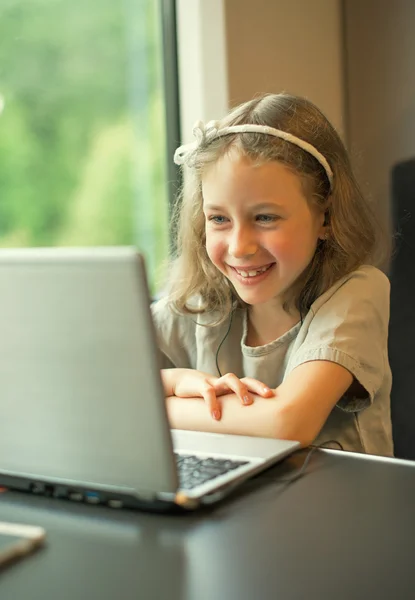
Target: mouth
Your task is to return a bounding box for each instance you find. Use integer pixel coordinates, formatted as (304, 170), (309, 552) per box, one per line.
(229, 263), (275, 284)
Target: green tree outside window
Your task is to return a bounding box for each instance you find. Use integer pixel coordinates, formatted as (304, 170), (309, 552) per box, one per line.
(0, 0), (169, 289)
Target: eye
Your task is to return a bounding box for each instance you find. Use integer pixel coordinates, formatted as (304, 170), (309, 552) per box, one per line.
(207, 215), (229, 224)
(255, 214), (280, 223)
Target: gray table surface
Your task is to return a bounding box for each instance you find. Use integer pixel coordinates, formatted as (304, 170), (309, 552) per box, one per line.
(1, 449), (415, 600)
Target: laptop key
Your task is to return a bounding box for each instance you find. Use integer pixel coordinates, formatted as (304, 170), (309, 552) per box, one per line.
(175, 453), (249, 490)
(222, 460), (247, 470)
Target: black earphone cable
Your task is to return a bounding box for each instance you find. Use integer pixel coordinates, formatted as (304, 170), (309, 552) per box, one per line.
(202, 440), (344, 505)
(215, 309), (235, 377)
(277, 439), (344, 484)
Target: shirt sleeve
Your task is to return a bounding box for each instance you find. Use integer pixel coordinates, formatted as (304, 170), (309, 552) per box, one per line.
(286, 267), (390, 412)
(151, 297), (194, 369)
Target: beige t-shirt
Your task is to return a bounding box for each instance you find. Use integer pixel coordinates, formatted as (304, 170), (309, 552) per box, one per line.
(152, 265), (393, 457)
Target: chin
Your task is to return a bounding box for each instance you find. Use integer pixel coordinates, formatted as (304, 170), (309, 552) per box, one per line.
(235, 290), (277, 306)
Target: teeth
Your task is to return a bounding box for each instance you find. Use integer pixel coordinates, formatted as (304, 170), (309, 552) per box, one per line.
(236, 265), (270, 278)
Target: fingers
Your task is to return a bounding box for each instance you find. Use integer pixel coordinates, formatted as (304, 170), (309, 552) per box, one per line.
(214, 373), (256, 406)
(200, 382), (222, 421)
(240, 377), (274, 398)
(190, 373), (274, 421)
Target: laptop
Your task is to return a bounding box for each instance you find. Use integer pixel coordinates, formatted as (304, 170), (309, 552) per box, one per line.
(0, 247), (299, 511)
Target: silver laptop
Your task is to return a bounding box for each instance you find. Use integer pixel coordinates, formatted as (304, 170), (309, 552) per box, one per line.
(0, 247), (299, 511)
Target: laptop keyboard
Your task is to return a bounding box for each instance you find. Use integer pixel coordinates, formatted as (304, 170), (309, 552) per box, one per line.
(175, 453), (249, 490)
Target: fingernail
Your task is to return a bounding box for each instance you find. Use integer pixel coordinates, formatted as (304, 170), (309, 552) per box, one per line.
(263, 386), (270, 393)
(243, 395), (251, 405)
(212, 409), (221, 420)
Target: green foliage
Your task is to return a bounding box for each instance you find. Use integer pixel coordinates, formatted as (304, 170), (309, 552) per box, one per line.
(0, 0), (169, 287)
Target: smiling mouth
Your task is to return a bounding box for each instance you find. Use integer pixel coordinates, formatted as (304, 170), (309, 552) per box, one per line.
(230, 264), (274, 278)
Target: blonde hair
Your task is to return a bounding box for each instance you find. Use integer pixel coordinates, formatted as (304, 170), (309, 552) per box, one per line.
(166, 93), (389, 323)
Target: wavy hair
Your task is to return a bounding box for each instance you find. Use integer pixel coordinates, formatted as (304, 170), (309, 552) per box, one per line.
(166, 93), (389, 324)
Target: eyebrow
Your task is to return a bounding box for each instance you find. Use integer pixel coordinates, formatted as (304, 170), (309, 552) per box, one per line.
(203, 202), (285, 211)
(252, 202), (285, 210)
(203, 204), (223, 211)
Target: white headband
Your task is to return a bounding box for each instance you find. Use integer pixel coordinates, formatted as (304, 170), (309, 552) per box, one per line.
(174, 120), (334, 191)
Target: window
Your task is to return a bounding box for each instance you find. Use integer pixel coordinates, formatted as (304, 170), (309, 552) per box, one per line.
(0, 0), (172, 289)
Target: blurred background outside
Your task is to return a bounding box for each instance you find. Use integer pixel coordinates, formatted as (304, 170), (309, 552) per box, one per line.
(0, 0), (169, 290)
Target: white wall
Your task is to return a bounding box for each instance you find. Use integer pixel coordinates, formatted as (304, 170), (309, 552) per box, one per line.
(176, 0), (229, 143)
(344, 0), (415, 226)
(176, 0), (345, 140)
(224, 0), (345, 137)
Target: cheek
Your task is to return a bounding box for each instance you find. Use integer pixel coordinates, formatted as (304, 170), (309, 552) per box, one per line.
(267, 236), (296, 260)
(268, 233), (316, 265)
(205, 232), (225, 266)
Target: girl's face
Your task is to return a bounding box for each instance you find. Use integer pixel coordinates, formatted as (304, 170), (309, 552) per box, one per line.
(202, 151), (326, 310)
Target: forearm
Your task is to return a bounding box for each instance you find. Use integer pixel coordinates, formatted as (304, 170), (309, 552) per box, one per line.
(166, 393), (285, 440)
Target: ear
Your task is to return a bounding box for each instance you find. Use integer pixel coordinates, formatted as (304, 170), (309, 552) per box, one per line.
(317, 208), (330, 240)
(316, 210), (328, 240)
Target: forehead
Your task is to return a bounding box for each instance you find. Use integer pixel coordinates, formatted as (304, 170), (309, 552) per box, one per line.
(201, 151), (306, 206)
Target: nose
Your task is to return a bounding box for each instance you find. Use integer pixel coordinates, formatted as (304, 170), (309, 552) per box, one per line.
(228, 225), (258, 258)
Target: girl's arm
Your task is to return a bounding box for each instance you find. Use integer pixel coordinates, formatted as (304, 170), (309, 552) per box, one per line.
(166, 360), (353, 447)
(161, 368), (273, 419)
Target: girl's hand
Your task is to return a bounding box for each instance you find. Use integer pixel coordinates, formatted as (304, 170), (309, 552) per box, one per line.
(170, 369), (274, 421)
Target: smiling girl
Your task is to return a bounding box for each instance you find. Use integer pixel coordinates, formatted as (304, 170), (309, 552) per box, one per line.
(152, 93), (393, 455)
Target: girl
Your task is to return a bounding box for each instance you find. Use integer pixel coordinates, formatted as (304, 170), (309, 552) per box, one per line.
(152, 93), (393, 456)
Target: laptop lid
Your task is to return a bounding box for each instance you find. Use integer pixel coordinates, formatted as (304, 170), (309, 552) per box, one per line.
(0, 247), (179, 500)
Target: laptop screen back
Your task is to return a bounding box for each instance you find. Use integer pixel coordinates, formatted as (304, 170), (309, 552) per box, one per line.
(0, 248), (178, 495)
